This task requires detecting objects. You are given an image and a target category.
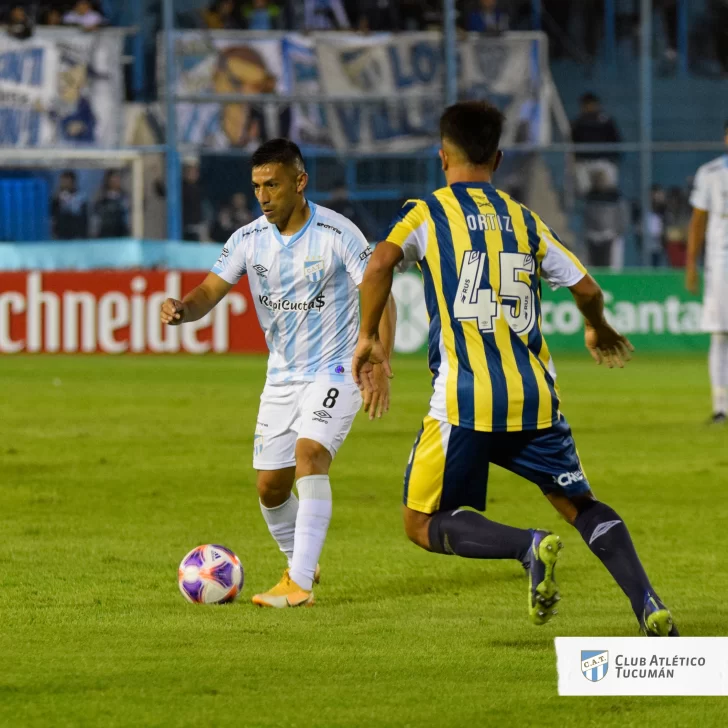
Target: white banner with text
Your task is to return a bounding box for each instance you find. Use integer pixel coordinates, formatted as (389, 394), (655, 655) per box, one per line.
(555, 637), (728, 696)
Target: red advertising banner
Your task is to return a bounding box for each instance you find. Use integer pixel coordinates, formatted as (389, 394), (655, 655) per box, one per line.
(0, 271), (267, 354)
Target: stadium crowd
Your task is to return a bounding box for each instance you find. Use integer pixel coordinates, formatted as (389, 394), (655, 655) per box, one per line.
(0, 0), (717, 265)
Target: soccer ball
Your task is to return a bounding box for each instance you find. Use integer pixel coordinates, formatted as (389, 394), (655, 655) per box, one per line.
(178, 544), (244, 604)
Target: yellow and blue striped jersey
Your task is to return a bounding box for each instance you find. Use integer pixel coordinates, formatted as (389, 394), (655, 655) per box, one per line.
(386, 182), (587, 433)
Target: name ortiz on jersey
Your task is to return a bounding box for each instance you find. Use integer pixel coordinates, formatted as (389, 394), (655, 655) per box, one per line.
(211, 201), (372, 384)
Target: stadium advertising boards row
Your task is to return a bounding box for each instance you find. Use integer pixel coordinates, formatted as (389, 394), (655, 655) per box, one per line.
(393, 271), (708, 354)
(0, 271), (707, 355)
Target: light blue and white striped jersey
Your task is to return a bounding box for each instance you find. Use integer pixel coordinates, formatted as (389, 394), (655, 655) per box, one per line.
(211, 202), (372, 384)
(690, 155), (728, 275)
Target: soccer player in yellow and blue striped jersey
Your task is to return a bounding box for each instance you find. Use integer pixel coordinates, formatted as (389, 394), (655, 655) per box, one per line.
(352, 101), (677, 636)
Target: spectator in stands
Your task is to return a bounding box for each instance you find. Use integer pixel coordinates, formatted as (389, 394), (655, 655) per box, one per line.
(94, 170), (130, 238)
(303, 0), (351, 29)
(6, 5), (33, 40)
(203, 0), (239, 30)
(51, 171), (88, 240)
(211, 205), (238, 243)
(644, 184), (668, 267)
(63, 1), (106, 31)
(230, 192), (253, 228)
(664, 184), (689, 267)
(326, 182), (376, 242)
(583, 167), (629, 270)
(400, 0), (425, 30)
(242, 0), (282, 30)
(153, 160), (211, 241)
(465, 0), (510, 34)
(715, 0), (728, 74)
(42, 7), (63, 26)
(657, 0), (678, 63)
(350, 0), (400, 32)
(182, 159), (211, 242)
(571, 92), (621, 196)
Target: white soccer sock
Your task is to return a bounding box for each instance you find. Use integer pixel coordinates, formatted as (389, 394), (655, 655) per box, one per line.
(289, 475), (332, 591)
(709, 333), (728, 414)
(259, 494), (299, 566)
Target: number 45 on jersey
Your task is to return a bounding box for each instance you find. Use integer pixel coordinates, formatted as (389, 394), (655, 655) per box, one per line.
(453, 251), (536, 336)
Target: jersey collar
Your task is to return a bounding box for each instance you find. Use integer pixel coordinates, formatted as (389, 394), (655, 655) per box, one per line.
(450, 181), (495, 190)
(269, 200), (318, 248)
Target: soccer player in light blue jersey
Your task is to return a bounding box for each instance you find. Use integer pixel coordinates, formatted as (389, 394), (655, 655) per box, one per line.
(162, 139), (395, 607)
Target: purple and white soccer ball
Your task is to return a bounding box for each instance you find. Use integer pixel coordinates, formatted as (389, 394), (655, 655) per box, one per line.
(178, 544), (244, 604)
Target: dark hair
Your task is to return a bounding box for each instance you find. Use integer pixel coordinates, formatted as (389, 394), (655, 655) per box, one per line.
(439, 101), (504, 166)
(61, 170), (77, 181)
(251, 138), (305, 171)
(580, 92), (599, 105)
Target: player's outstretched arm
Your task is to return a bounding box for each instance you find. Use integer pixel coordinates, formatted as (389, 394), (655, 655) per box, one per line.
(686, 208), (707, 295)
(160, 272), (233, 326)
(353, 242), (402, 401)
(569, 274), (634, 368)
(361, 293), (397, 420)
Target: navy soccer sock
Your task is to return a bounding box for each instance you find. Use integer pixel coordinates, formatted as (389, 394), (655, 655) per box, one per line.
(574, 501), (654, 618)
(428, 509), (532, 561)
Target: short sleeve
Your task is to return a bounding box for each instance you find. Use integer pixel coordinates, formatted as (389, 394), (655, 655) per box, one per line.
(539, 225), (587, 291)
(385, 200), (428, 270)
(338, 223), (372, 286)
(210, 230), (247, 284)
(689, 166), (710, 211)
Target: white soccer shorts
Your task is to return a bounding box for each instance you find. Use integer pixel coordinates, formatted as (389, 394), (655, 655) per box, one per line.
(702, 271), (728, 332)
(253, 380), (362, 470)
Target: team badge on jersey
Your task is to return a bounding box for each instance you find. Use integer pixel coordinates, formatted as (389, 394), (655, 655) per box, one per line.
(304, 257), (325, 283)
(581, 651), (609, 682)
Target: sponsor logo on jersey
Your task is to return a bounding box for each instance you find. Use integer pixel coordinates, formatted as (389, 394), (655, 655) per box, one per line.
(216, 246), (230, 265)
(359, 246), (373, 261)
(469, 193), (494, 210)
(554, 469), (586, 487)
(312, 409), (331, 424)
(242, 226), (268, 237)
(258, 294), (326, 312)
(316, 222), (342, 235)
(303, 257), (326, 283)
(252, 264), (268, 278)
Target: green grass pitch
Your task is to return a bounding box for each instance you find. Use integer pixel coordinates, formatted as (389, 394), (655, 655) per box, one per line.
(1, 353), (726, 727)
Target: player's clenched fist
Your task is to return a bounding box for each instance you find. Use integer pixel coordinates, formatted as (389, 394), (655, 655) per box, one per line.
(161, 298), (186, 325)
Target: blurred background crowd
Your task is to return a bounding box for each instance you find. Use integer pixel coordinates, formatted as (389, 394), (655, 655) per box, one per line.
(1, 0), (726, 270)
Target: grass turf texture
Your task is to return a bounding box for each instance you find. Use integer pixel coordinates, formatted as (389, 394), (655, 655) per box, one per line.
(1, 354), (726, 727)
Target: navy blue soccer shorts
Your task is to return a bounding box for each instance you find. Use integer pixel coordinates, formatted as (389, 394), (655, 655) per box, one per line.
(403, 414), (591, 514)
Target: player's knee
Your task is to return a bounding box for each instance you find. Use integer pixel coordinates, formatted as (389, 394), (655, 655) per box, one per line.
(546, 491), (597, 525)
(402, 507), (431, 550)
(294, 438), (332, 478)
(256, 472), (294, 508)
